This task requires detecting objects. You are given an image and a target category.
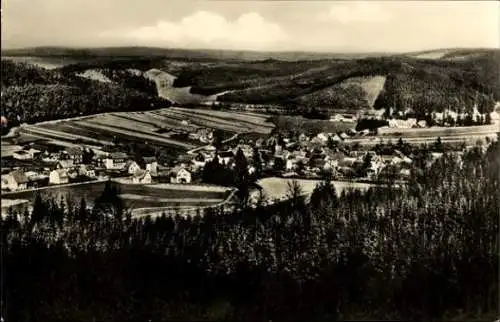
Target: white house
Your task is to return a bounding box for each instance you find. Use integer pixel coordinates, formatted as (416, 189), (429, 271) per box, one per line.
(126, 161), (142, 175)
(104, 152), (128, 170)
(489, 111), (500, 124)
(170, 168), (192, 184)
(132, 170), (152, 184)
(323, 159), (339, 172)
(192, 152), (213, 168)
(316, 133), (329, 144)
(217, 151), (234, 165)
(1, 171), (28, 191)
(49, 169), (69, 185)
(13, 149), (37, 160)
(56, 160), (75, 170)
(388, 119), (417, 128)
(143, 156), (158, 176)
(65, 147), (84, 164)
(339, 132), (350, 140)
(78, 165), (96, 178)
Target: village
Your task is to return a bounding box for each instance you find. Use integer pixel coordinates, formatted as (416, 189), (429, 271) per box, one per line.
(1, 119), (453, 194)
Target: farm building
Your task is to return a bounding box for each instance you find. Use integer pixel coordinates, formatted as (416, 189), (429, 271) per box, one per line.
(170, 167), (192, 184)
(49, 169), (69, 185)
(132, 170), (152, 184)
(1, 171), (29, 191)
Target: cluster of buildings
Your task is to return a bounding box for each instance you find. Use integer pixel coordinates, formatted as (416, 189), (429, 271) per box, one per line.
(1, 144), (161, 192)
(179, 130), (422, 183)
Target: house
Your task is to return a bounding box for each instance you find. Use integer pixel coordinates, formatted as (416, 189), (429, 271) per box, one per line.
(1, 171), (29, 191)
(255, 138), (265, 148)
(25, 172), (48, 189)
(78, 164), (96, 178)
(66, 147), (84, 164)
(41, 152), (59, 163)
(170, 167), (192, 184)
(400, 168), (411, 179)
(13, 150), (35, 160)
(132, 170), (152, 184)
(217, 151), (234, 165)
(234, 144), (253, 158)
(286, 156), (298, 171)
(104, 152), (128, 170)
(142, 156), (158, 176)
(339, 132), (350, 140)
(316, 133), (329, 144)
(489, 111), (500, 124)
(56, 159), (75, 170)
(298, 133), (309, 142)
(49, 169), (69, 185)
(338, 157), (357, 168)
(388, 119), (417, 128)
(323, 159), (339, 172)
(126, 160), (142, 175)
(330, 134), (342, 142)
(417, 120), (427, 128)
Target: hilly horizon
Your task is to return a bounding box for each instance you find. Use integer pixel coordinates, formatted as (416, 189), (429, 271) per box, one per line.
(2, 46), (499, 127)
(3, 45), (499, 62)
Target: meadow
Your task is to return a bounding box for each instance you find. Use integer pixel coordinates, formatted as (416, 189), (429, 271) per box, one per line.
(2, 181), (232, 213)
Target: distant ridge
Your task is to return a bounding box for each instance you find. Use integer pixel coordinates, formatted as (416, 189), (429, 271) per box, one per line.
(2, 46), (401, 62)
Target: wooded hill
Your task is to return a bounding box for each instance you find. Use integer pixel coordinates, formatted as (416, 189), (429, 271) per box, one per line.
(1, 47), (498, 124)
(1, 59), (170, 128)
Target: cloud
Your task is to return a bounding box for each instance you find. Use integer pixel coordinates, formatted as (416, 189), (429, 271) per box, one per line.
(99, 11), (289, 50)
(318, 1), (392, 24)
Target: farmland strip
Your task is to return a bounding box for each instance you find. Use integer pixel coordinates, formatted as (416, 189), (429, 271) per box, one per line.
(78, 120), (197, 149)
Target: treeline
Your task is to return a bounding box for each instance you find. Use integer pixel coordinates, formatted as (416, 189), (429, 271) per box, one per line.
(373, 68), (496, 118)
(2, 140), (498, 321)
(0, 60), (170, 128)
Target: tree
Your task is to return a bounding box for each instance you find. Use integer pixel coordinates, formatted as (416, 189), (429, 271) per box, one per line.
(252, 148), (263, 176)
(485, 112), (492, 125)
(234, 148), (248, 186)
(274, 157), (285, 171)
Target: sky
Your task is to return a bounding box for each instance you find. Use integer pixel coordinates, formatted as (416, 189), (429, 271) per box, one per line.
(2, 0), (499, 53)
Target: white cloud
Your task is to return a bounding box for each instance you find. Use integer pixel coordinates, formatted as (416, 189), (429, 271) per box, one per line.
(100, 11), (289, 50)
(319, 1), (392, 24)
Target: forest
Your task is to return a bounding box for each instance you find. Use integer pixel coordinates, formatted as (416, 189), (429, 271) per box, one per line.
(0, 60), (169, 128)
(2, 139), (498, 321)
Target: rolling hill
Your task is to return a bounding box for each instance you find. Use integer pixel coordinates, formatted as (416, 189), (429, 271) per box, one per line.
(2, 46), (499, 122)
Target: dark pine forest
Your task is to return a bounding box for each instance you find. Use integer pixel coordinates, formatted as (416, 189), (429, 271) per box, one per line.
(1, 140), (499, 321)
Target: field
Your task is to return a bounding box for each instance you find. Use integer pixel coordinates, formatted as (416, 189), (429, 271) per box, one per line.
(2, 181), (232, 214)
(271, 115), (356, 135)
(15, 107), (275, 151)
(344, 124), (499, 147)
(254, 177), (374, 202)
